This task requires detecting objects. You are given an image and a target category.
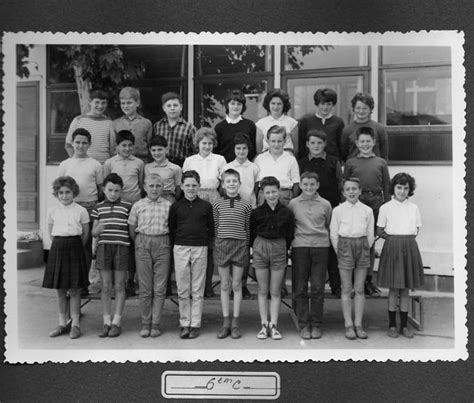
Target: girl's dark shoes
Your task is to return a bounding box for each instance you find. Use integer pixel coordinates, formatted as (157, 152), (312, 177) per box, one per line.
(99, 324), (111, 338)
(49, 323), (70, 337)
(108, 324), (121, 337)
(400, 327), (414, 338)
(387, 327), (399, 338)
(69, 326), (81, 339)
(217, 326), (231, 339)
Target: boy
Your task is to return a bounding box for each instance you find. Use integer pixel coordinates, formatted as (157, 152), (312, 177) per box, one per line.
(145, 135), (182, 203)
(58, 128), (103, 294)
(298, 129), (342, 297)
(344, 126), (391, 296)
(152, 92), (196, 167)
(289, 172), (332, 339)
(298, 88), (345, 160)
(169, 170), (214, 339)
(254, 125), (300, 207)
(128, 174), (172, 338)
(111, 87), (153, 163)
(212, 169), (252, 339)
(65, 88), (114, 164)
(104, 130), (144, 296)
(330, 178), (374, 339)
(214, 89), (257, 163)
(250, 176), (294, 340)
(91, 173), (132, 338)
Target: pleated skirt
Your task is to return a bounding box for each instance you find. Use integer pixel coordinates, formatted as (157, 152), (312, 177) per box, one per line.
(42, 236), (89, 289)
(377, 235), (424, 289)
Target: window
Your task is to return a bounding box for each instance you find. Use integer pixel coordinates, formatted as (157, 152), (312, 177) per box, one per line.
(380, 46), (452, 163)
(46, 45), (187, 164)
(281, 45), (369, 124)
(194, 45), (273, 127)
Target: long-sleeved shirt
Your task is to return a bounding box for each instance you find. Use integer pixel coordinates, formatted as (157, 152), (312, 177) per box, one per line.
(250, 201), (295, 249)
(329, 200), (374, 251)
(340, 119), (388, 162)
(168, 196), (214, 246)
(212, 195), (252, 244)
(214, 118), (257, 162)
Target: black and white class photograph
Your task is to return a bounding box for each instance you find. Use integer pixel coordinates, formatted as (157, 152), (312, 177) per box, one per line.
(3, 31), (466, 364)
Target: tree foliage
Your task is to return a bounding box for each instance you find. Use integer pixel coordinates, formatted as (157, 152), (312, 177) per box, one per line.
(16, 44), (35, 78)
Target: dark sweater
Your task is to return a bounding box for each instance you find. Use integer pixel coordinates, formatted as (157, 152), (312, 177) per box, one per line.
(169, 196), (214, 246)
(341, 120), (388, 162)
(214, 118), (257, 162)
(298, 114), (345, 160)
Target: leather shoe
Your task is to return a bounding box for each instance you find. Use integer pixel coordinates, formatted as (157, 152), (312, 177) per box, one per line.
(231, 327), (241, 339)
(69, 325), (81, 339)
(99, 324), (111, 338)
(400, 327), (414, 338)
(300, 326), (311, 340)
(180, 327), (190, 339)
(108, 324), (121, 337)
(217, 326), (231, 339)
(150, 324), (161, 338)
(311, 326), (322, 339)
(188, 327), (200, 339)
(387, 327), (399, 338)
(345, 326), (356, 340)
(140, 325), (151, 338)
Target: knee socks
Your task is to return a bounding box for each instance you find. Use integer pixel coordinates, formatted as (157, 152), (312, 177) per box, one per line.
(388, 310), (397, 328)
(400, 311), (408, 329)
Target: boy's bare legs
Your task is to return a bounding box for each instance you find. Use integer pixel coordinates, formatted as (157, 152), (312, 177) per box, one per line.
(231, 266), (244, 318)
(100, 270), (113, 325)
(339, 269), (354, 327)
(269, 268), (285, 327)
(255, 268), (270, 325)
(218, 266), (231, 319)
(112, 270), (127, 327)
(353, 267), (367, 327)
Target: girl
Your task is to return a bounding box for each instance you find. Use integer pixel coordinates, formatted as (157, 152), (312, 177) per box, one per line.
(42, 176), (90, 339)
(256, 88), (298, 155)
(376, 173), (424, 338)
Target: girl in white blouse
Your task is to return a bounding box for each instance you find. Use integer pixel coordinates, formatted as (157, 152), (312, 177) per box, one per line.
(376, 173), (424, 339)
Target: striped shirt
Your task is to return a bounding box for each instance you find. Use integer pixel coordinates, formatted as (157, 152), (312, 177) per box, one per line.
(65, 115), (114, 164)
(152, 117), (196, 167)
(91, 199), (132, 246)
(111, 114), (153, 161)
(128, 197), (172, 236)
(212, 195), (252, 244)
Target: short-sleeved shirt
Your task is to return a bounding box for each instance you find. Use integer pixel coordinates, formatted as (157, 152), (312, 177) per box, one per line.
(57, 157), (103, 203)
(152, 116), (196, 167)
(65, 115), (114, 164)
(329, 201), (374, 251)
(288, 193), (332, 248)
(182, 153), (227, 190)
(222, 159), (259, 208)
(145, 159), (182, 196)
(128, 196), (172, 236)
(256, 115), (298, 152)
(103, 154), (144, 203)
(48, 202), (90, 237)
(377, 199), (421, 235)
(91, 198), (132, 246)
(254, 151), (300, 189)
(111, 114), (153, 161)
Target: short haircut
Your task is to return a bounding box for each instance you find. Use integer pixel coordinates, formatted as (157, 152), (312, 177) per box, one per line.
(145, 173), (164, 185)
(351, 92), (375, 110)
(300, 171), (320, 182)
(52, 176), (80, 197)
(343, 177), (361, 189)
(194, 127), (217, 148)
(263, 88), (291, 114)
(355, 126), (375, 140)
(260, 176), (280, 190)
(149, 135), (168, 148)
(116, 130), (135, 145)
(390, 172), (416, 197)
(72, 128), (91, 143)
(314, 88), (338, 105)
(89, 88), (109, 101)
(182, 170), (200, 184)
(119, 86), (140, 101)
(306, 129), (327, 142)
(225, 89), (247, 114)
(103, 172), (124, 188)
(161, 91), (182, 105)
(266, 125), (287, 140)
(233, 132), (251, 148)
(221, 168), (241, 182)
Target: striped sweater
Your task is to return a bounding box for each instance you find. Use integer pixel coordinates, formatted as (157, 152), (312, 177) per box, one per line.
(212, 195), (252, 244)
(91, 199), (132, 246)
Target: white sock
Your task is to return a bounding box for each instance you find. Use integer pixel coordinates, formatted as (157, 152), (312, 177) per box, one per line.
(59, 314), (67, 327)
(71, 314), (80, 328)
(112, 314), (122, 326)
(103, 315), (112, 326)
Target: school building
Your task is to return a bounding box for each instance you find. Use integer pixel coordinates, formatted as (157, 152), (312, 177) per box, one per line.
(15, 44), (454, 287)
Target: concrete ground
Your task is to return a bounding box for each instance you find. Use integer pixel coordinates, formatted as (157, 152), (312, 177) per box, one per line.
(14, 267), (454, 352)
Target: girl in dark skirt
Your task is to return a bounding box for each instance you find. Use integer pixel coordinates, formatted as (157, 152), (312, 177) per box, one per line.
(376, 173), (424, 339)
(43, 176), (90, 339)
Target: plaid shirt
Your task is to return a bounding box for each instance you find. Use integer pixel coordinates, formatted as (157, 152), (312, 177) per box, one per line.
(128, 196), (172, 236)
(152, 117), (196, 167)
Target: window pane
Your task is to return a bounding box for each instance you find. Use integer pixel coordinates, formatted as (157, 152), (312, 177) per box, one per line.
(49, 90), (81, 134)
(382, 46), (451, 65)
(388, 132), (451, 162)
(198, 80), (269, 127)
(196, 45), (270, 75)
(137, 83), (186, 123)
(284, 46), (368, 71)
(122, 45), (186, 79)
(384, 67), (451, 126)
(286, 76), (364, 122)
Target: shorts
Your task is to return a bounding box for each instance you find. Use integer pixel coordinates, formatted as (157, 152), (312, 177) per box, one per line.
(95, 243), (130, 271)
(252, 236), (287, 271)
(337, 236), (370, 270)
(214, 238), (249, 268)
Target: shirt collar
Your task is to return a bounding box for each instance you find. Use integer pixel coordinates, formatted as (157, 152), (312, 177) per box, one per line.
(315, 112), (333, 122)
(197, 153), (213, 161)
(152, 158), (169, 167)
(104, 198), (122, 205)
(223, 194), (241, 201)
(122, 113), (142, 122)
(145, 196), (163, 203)
(356, 152), (376, 158)
(233, 159), (250, 167)
(308, 152), (326, 160)
(300, 193), (320, 201)
(268, 115), (285, 122)
(263, 200), (282, 211)
(116, 154), (135, 161)
(225, 115), (243, 124)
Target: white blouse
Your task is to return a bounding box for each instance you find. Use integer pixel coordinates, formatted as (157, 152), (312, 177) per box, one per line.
(377, 199), (422, 235)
